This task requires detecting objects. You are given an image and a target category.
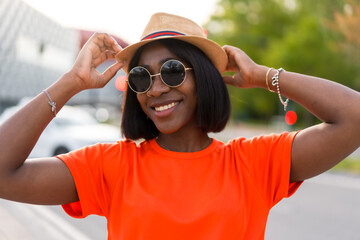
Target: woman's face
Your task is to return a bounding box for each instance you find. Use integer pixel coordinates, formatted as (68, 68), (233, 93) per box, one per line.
(136, 43), (197, 135)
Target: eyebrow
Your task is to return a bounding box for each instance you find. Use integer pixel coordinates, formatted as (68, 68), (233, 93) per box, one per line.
(140, 57), (178, 69)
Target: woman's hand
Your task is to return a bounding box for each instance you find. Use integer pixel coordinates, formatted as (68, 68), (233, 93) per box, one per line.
(0, 33), (126, 205)
(222, 45), (267, 89)
(69, 33), (125, 92)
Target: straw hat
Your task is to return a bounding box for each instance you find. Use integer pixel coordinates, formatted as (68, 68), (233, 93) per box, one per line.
(116, 12), (228, 73)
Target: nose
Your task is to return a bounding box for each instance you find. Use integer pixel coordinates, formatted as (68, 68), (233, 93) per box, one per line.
(147, 74), (170, 97)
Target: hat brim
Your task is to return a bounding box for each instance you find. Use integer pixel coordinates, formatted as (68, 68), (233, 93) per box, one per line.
(116, 36), (228, 74)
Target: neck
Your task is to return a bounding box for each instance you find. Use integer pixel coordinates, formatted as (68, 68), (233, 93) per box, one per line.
(156, 129), (212, 152)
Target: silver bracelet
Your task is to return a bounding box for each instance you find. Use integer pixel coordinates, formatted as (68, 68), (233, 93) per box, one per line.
(42, 90), (57, 117)
(271, 68), (289, 111)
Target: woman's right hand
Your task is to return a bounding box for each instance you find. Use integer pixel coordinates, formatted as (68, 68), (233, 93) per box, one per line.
(69, 33), (125, 92)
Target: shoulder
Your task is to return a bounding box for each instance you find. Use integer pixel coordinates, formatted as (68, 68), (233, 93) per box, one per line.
(224, 131), (299, 158)
(99, 139), (151, 160)
(57, 139), (144, 163)
(227, 131), (298, 147)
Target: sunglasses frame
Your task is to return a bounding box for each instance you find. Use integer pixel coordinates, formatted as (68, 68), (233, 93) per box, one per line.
(126, 59), (193, 94)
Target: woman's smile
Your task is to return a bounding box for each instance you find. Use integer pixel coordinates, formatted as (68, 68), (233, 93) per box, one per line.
(151, 99), (181, 118)
(154, 101), (179, 112)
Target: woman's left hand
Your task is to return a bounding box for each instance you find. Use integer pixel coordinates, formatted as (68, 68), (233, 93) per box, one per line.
(222, 46), (360, 183)
(222, 45), (267, 89)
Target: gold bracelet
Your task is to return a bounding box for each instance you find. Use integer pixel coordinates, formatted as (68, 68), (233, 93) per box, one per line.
(265, 67), (274, 92)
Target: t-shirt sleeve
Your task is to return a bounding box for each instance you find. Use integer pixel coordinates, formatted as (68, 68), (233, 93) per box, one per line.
(232, 131), (302, 207)
(57, 142), (121, 218)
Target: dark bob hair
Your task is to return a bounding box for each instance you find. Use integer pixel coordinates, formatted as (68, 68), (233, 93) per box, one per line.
(121, 39), (230, 140)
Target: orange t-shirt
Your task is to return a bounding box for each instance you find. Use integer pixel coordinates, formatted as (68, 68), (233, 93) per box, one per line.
(58, 132), (302, 240)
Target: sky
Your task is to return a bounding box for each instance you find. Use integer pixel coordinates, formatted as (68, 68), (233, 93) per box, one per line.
(23, 0), (219, 44)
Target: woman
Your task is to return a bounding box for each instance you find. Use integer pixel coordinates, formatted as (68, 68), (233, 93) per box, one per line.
(0, 12), (359, 239)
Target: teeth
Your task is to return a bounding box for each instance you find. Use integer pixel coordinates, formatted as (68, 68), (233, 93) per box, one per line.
(155, 102), (178, 112)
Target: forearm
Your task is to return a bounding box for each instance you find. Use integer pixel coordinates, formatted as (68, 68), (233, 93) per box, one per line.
(252, 66), (360, 125)
(0, 72), (80, 173)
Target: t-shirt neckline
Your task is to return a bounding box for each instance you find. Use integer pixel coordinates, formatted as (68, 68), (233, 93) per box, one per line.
(148, 138), (223, 159)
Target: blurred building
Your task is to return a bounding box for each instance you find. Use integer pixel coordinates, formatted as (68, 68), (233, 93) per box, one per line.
(0, 0), (128, 114)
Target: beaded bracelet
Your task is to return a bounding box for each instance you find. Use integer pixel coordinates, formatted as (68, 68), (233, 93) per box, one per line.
(271, 68), (289, 111)
(42, 90), (57, 117)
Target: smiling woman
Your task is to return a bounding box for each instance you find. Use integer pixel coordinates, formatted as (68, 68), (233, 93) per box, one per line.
(0, 11), (360, 240)
(122, 39), (230, 141)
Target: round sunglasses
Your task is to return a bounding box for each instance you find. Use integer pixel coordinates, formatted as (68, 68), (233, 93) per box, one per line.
(127, 59), (193, 94)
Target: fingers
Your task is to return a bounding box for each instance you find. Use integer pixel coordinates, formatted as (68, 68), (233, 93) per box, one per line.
(222, 45), (261, 88)
(92, 49), (119, 68)
(89, 32), (123, 54)
(86, 33), (123, 67)
(222, 45), (254, 72)
(222, 45), (241, 72)
(101, 61), (126, 86)
(70, 33), (126, 90)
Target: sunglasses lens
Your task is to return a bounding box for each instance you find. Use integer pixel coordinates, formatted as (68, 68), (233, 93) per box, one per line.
(161, 60), (186, 87)
(128, 67), (151, 93)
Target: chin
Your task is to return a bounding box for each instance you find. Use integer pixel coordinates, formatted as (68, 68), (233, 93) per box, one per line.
(156, 127), (179, 135)
(154, 123), (181, 135)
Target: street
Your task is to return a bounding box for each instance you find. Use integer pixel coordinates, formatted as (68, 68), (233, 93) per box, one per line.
(0, 172), (359, 239)
(266, 172), (360, 240)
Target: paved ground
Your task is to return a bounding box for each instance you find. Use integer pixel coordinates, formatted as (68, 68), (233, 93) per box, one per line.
(0, 198), (105, 240)
(266, 173), (360, 240)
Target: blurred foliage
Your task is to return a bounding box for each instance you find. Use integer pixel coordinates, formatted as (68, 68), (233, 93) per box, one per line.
(205, 0), (360, 125)
(331, 156), (360, 175)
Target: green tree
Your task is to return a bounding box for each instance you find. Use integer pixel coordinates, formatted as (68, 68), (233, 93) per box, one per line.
(206, 0), (359, 125)
(328, 0), (360, 89)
